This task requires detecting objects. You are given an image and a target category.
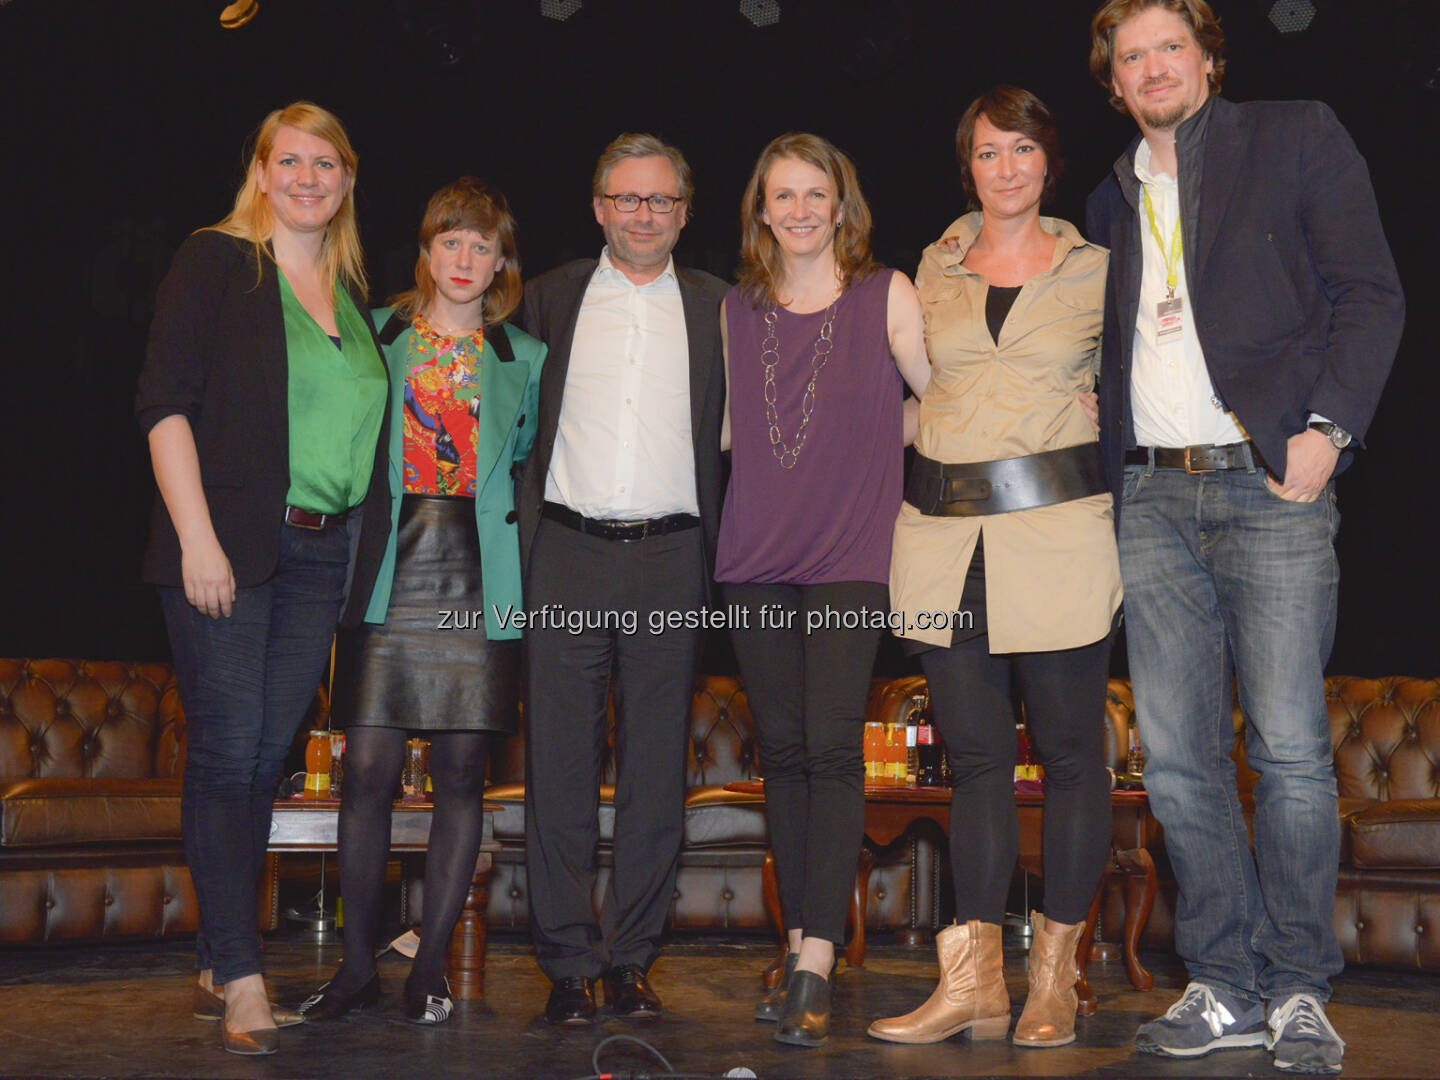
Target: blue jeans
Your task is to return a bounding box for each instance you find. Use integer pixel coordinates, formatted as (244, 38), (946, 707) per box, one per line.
(161, 520), (349, 983)
(1119, 462), (1342, 1004)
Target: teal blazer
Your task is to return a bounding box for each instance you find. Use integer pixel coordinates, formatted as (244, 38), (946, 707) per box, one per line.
(364, 310), (546, 639)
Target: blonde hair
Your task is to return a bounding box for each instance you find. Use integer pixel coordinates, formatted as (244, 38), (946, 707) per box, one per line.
(210, 101), (366, 297)
(737, 132), (877, 307)
(390, 178), (522, 326)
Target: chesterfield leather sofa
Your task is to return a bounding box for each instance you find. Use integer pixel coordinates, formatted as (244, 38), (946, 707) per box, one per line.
(0, 659), (279, 944)
(1, 661), (941, 947)
(1095, 675), (1440, 972)
(457, 675), (944, 939)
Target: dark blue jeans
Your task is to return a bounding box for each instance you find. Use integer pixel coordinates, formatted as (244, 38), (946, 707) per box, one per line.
(161, 520), (349, 983)
(1119, 462), (1342, 1004)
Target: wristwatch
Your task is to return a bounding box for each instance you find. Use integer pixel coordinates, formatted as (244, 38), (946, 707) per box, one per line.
(1308, 421), (1353, 450)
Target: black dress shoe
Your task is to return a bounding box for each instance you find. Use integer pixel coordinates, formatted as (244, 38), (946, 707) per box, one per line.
(755, 952), (799, 1023)
(602, 964), (662, 1018)
(295, 973), (380, 1021)
(545, 976), (597, 1026)
(775, 970), (831, 1048)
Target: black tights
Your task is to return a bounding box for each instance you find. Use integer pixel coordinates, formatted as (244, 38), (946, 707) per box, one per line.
(331, 727), (490, 996)
(921, 632), (1113, 925)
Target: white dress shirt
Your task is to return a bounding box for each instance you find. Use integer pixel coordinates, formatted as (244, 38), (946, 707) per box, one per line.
(1129, 140), (1247, 448)
(544, 248), (698, 519)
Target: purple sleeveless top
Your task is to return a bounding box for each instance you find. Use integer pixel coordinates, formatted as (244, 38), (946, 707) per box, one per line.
(716, 269), (903, 585)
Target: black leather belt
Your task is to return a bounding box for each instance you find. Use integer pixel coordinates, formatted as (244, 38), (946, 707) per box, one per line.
(1125, 442), (1257, 473)
(283, 505), (346, 530)
(905, 444), (1107, 517)
(542, 501), (699, 541)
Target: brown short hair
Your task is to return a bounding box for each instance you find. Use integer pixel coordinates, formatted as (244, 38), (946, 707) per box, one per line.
(736, 132), (877, 306)
(1089, 0), (1226, 112)
(591, 133), (695, 205)
(954, 86), (1063, 211)
(391, 178), (522, 326)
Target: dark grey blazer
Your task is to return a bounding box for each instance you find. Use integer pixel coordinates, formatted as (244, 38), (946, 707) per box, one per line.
(515, 258), (728, 576)
(135, 229), (391, 625)
(1086, 96), (1404, 498)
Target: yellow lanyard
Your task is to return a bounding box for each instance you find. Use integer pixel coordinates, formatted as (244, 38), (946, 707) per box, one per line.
(1141, 183), (1183, 298)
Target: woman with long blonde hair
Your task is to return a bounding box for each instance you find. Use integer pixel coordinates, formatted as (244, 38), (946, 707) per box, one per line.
(136, 101), (390, 1056)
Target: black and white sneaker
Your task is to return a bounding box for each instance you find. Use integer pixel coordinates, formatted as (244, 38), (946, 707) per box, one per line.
(405, 977), (454, 1025)
(1268, 993), (1344, 1074)
(1134, 981), (1268, 1058)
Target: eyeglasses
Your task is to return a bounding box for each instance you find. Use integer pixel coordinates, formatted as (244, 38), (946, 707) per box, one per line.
(601, 193), (684, 214)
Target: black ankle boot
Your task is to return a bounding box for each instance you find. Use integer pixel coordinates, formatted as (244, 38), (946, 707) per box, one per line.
(756, 952), (800, 1022)
(775, 969), (831, 1047)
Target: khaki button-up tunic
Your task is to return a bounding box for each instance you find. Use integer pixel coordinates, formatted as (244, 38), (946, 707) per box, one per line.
(891, 213), (1122, 651)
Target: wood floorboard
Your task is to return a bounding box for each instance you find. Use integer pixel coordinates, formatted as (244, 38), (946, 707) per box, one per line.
(0, 935), (1435, 1079)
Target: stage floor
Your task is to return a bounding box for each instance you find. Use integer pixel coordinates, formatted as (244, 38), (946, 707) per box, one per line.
(1, 935), (1434, 1079)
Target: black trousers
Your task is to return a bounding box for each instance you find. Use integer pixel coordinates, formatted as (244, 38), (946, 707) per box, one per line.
(920, 630), (1114, 925)
(725, 580), (887, 945)
(522, 517), (705, 981)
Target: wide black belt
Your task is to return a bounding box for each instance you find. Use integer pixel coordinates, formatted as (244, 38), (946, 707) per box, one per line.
(905, 444), (1107, 517)
(542, 501), (699, 541)
(1124, 442), (1257, 473)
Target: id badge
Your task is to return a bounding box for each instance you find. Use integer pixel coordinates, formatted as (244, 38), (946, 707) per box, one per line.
(1156, 296), (1184, 343)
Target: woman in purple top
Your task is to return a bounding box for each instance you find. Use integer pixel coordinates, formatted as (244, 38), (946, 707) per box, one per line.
(717, 132), (930, 1047)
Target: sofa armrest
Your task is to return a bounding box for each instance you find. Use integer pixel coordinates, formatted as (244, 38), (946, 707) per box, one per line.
(0, 778), (182, 847)
(1349, 799), (1440, 870)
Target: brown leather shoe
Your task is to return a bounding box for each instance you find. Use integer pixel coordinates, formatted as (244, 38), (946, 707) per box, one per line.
(194, 984), (304, 1027)
(867, 920), (1010, 1044)
(219, 1022), (278, 1056)
(1013, 911), (1087, 1048)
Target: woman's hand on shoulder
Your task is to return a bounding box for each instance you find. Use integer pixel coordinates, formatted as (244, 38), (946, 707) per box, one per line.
(181, 534), (236, 619)
(934, 235), (964, 254)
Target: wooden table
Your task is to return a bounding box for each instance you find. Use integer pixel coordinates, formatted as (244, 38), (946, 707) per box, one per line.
(268, 798), (500, 999)
(724, 781), (1159, 1012)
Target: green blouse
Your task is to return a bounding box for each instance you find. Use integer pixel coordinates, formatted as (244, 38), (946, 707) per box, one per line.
(279, 274), (387, 515)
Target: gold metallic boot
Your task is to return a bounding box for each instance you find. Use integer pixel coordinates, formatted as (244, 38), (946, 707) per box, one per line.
(867, 920), (1010, 1043)
(1013, 911), (1086, 1047)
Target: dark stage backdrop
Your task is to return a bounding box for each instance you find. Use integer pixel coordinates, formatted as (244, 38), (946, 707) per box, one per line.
(2, 0), (1434, 676)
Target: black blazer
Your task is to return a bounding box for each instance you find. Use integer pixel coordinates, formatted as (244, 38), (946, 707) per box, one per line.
(1086, 97), (1404, 499)
(515, 258), (728, 576)
(135, 230), (391, 625)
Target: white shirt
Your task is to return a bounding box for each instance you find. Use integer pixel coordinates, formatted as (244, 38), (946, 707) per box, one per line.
(544, 248), (698, 519)
(1129, 139), (1247, 448)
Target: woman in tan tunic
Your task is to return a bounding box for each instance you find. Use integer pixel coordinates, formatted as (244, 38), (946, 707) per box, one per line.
(869, 86), (1121, 1050)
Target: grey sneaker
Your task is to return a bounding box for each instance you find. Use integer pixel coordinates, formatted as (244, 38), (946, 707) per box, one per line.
(1268, 993), (1345, 1074)
(1135, 981), (1268, 1058)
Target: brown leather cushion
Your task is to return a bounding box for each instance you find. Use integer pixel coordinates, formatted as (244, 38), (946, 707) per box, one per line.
(1349, 799), (1440, 870)
(0, 779), (181, 847)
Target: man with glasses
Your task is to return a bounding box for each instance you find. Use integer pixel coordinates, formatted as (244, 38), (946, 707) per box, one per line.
(516, 133), (727, 1025)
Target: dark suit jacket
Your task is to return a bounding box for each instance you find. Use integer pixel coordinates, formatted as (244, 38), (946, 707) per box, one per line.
(515, 258), (728, 577)
(135, 229), (391, 625)
(1086, 96), (1404, 499)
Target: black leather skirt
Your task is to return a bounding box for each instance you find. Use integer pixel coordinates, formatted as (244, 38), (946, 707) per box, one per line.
(332, 494), (519, 733)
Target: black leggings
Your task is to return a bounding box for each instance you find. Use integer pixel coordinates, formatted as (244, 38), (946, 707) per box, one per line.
(921, 631), (1113, 925)
(725, 580), (887, 945)
(330, 727), (490, 996)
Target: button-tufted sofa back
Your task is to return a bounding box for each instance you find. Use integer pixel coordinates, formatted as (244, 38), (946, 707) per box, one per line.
(486, 675), (763, 789)
(0, 659), (185, 782)
(1103, 675), (1440, 801)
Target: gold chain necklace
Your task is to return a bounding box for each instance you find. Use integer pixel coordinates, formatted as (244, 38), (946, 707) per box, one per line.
(761, 299), (838, 470)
